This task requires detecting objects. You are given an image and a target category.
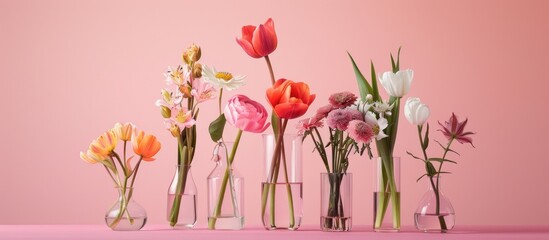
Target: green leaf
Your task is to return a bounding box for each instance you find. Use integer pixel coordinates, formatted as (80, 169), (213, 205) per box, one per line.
(422, 123), (430, 150)
(348, 52), (373, 101)
(271, 112), (280, 135)
(396, 47), (401, 71)
(426, 161), (437, 176)
(370, 61), (381, 102)
(428, 158), (457, 164)
(208, 114), (226, 142)
(416, 173), (429, 182)
(390, 54), (397, 73)
(406, 151), (424, 161)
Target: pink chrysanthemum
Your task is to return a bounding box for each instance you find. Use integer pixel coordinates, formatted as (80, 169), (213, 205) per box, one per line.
(345, 108), (364, 121)
(326, 109), (352, 131)
(346, 120), (374, 144)
(296, 117), (324, 135)
(314, 104), (335, 120)
(328, 92), (358, 109)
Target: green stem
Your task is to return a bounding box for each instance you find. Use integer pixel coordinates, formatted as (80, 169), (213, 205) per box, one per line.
(279, 120), (295, 228)
(208, 130), (243, 229)
(168, 138), (190, 227)
(264, 55), (276, 85)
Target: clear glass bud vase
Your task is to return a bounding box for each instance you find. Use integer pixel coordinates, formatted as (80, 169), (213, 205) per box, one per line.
(414, 176), (455, 232)
(373, 156), (401, 232)
(167, 165), (197, 229)
(105, 187), (147, 231)
(207, 141), (245, 230)
(321, 173), (352, 232)
(261, 133), (303, 230)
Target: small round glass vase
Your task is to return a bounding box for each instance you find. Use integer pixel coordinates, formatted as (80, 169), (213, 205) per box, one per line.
(105, 187), (147, 231)
(414, 176), (455, 232)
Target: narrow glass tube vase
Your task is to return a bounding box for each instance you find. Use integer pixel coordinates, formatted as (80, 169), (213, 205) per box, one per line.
(320, 173), (352, 232)
(373, 156), (400, 232)
(261, 133), (303, 230)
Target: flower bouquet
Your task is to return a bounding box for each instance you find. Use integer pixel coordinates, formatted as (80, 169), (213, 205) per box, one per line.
(405, 98), (475, 232)
(349, 49), (413, 231)
(157, 44), (217, 228)
(80, 123), (161, 230)
(298, 92), (384, 231)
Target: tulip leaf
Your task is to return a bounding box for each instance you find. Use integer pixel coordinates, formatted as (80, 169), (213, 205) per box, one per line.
(428, 158), (457, 164)
(271, 112), (280, 136)
(208, 114), (226, 142)
(406, 151), (424, 161)
(422, 123), (430, 150)
(390, 47), (402, 73)
(348, 52), (373, 101)
(370, 61), (381, 102)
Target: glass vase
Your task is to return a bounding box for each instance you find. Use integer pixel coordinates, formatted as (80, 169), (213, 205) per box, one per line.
(414, 176), (455, 232)
(105, 187), (147, 231)
(320, 173), (352, 232)
(167, 165), (197, 229)
(261, 133), (303, 230)
(373, 156), (400, 232)
(207, 141), (245, 230)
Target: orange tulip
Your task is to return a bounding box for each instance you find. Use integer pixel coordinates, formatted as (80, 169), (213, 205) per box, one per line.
(236, 18), (277, 58)
(266, 78), (316, 119)
(132, 130), (161, 161)
(89, 131), (118, 156)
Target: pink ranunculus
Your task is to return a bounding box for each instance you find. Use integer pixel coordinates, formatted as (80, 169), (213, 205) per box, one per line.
(326, 108), (353, 131)
(296, 117), (324, 135)
(236, 18), (278, 58)
(346, 120), (374, 144)
(224, 94), (270, 133)
(438, 112), (475, 146)
(328, 92), (358, 109)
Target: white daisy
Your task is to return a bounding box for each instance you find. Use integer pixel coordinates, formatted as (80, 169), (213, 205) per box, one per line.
(201, 65), (246, 91)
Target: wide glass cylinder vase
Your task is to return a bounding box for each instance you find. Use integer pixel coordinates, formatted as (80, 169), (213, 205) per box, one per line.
(373, 156), (400, 232)
(261, 133), (303, 230)
(167, 165), (197, 229)
(105, 187), (147, 231)
(321, 173), (352, 232)
(207, 141), (245, 230)
(414, 176), (455, 232)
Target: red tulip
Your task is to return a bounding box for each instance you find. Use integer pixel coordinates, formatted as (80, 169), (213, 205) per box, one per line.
(236, 18), (277, 58)
(266, 79), (315, 119)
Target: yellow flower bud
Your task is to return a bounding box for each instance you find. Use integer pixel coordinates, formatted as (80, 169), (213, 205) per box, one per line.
(161, 89), (171, 103)
(193, 63), (202, 78)
(169, 124), (181, 138)
(161, 105), (171, 118)
(182, 44), (201, 64)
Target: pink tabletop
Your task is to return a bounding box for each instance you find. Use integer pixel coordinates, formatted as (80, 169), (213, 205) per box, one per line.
(1, 225), (548, 240)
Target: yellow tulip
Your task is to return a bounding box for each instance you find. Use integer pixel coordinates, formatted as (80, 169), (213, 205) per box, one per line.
(113, 122), (134, 141)
(90, 131), (118, 156)
(80, 149), (107, 164)
(132, 130), (161, 161)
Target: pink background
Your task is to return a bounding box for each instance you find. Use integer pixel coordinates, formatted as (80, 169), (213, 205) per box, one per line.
(1, 0), (548, 227)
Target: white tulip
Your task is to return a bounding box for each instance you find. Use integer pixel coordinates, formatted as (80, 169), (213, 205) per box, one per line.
(379, 69), (413, 97)
(405, 97), (430, 126)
